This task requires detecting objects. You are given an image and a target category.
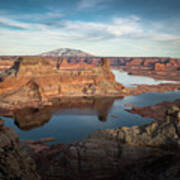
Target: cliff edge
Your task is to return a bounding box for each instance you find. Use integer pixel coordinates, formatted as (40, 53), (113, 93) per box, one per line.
(0, 57), (124, 109)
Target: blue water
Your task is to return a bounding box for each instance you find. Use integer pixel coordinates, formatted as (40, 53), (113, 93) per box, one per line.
(112, 70), (176, 88)
(1, 90), (180, 144)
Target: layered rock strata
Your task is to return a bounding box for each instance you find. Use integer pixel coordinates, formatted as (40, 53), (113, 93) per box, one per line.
(1, 56), (180, 72)
(0, 57), (124, 109)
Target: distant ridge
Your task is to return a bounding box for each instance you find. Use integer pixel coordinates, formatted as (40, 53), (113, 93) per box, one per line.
(39, 48), (94, 57)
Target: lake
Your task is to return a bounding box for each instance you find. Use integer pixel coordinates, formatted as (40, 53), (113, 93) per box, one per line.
(0, 70), (180, 144)
(1, 90), (180, 144)
(112, 70), (176, 88)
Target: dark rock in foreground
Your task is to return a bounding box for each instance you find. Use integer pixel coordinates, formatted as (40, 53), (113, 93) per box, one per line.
(32, 105), (180, 180)
(1, 104), (180, 179)
(0, 118), (40, 180)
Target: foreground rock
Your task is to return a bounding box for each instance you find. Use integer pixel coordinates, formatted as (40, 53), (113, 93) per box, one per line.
(33, 105), (180, 180)
(0, 57), (124, 109)
(1, 102), (180, 179)
(0, 118), (40, 179)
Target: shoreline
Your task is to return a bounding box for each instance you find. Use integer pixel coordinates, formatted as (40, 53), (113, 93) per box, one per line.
(0, 82), (180, 111)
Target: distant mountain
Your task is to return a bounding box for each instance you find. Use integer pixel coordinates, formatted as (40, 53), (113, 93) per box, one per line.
(39, 48), (94, 57)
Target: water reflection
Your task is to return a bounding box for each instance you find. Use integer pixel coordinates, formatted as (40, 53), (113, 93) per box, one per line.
(1, 91), (180, 143)
(10, 97), (117, 130)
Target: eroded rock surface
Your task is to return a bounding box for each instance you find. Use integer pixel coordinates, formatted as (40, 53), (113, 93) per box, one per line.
(0, 57), (124, 109)
(0, 118), (40, 180)
(33, 105), (180, 180)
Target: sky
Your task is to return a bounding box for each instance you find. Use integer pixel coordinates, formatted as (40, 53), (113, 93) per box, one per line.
(0, 0), (180, 57)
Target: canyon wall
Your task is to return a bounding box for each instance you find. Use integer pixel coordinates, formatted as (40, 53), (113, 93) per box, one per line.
(1, 56), (180, 72)
(0, 57), (124, 109)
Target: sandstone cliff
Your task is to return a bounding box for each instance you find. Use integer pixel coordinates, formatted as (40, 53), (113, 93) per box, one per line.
(0, 57), (124, 109)
(57, 57), (95, 70)
(1, 56), (180, 72)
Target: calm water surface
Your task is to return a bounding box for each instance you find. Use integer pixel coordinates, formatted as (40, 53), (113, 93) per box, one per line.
(1, 70), (180, 144)
(112, 70), (176, 88)
(1, 90), (180, 144)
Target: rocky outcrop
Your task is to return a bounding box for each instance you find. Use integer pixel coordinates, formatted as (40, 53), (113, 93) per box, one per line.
(0, 118), (40, 179)
(1, 56), (180, 71)
(0, 57), (125, 109)
(153, 63), (166, 71)
(126, 58), (143, 66)
(1, 96), (180, 179)
(32, 105), (180, 180)
(0, 59), (14, 71)
(57, 57), (95, 70)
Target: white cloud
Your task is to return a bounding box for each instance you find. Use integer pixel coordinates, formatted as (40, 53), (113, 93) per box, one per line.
(0, 17), (31, 29)
(22, 12), (64, 21)
(58, 16), (143, 40)
(0, 10), (64, 25)
(0, 13), (180, 57)
(150, 33), (180, 42)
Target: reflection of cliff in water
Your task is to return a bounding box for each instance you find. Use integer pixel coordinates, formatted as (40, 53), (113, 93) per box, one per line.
(14, 108), (52, 130)
(12, 97), (119, 130)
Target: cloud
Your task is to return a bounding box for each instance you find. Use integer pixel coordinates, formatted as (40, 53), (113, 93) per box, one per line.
(151, 33), (180, 42)
(0, 12), (180, 57)
(0, 17), (31, 29)
(0, 10), (64, 25)
(56, 15), (143, 41)
(22, 12), (64, 21)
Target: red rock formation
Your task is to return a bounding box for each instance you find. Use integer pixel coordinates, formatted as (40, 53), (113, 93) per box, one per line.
(0, 57), (124, 108)
(166, 59), (179, 69)
(0, 59), (15, 71)
(154, 63), (166, 71)
(143, 58), (159, 67)
(58, 58), (95, 70)
(126, 58), (143, 66)
(1, 56), (180, 71)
